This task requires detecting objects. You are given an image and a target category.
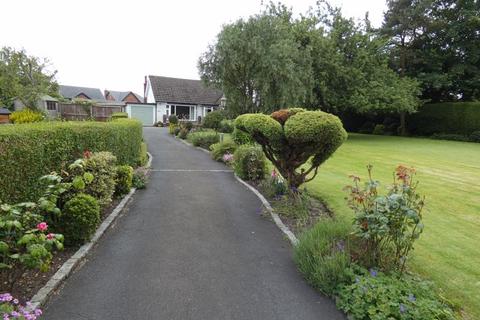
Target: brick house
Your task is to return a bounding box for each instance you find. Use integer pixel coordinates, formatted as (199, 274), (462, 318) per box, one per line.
(104, 90), (143, 103)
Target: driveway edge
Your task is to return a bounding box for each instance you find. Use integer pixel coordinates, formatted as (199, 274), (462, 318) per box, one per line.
(28, 152), (153, 310)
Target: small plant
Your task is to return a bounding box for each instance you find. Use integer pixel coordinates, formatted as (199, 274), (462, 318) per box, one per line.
(222, 153), (234, 164)
(168, 123), (177, 135)
(218, 119), (234, 133)
(0, 293), (43, 319)
(178, 128), (189, 139)
(344, 165), (425, 272)
(168, 114), (178, 125)
(111, 112), (128, 120)
(83, 152), (117, 207)
(182, 121), (193, 131)
(189, 131), (220, 149)
(372, 124), (385, 135)
(60, 194), (100, 246)
(233, 144), (266, 181)
(115, 165), (133, 196)
(9, 109), (44, 124)
(470, 131), (480, 142)
(210, 141), (237, 162)
(132, 168), (148, 189)
(203, 110), (225, 130)
(174, 126), (181, 136)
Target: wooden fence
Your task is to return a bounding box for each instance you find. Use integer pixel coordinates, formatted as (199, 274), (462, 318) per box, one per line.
(58, 103), (124, 121)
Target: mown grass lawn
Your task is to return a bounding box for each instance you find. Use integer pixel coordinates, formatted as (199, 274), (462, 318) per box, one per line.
(306, 133), (480, 318)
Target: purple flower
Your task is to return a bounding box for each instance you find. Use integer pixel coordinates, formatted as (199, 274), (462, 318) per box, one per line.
(34, 309), (42, 316)
(0, 293), (13, 302)
(399, 303), (407, 313)
(12, 299), (18, 305)
(408, 293), (416, 302)
(369, 269), (377, 277)
(335, 240), (345, 252)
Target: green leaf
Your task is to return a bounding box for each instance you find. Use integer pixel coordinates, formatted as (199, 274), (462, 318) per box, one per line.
(72, 176), (86, 190)
(83, 172), (94, 184)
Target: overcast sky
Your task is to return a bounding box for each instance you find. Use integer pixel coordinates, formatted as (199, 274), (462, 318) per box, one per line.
(1, 0), (387, 96)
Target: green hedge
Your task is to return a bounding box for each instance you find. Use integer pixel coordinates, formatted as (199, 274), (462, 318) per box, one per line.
(0, 119), (143, 203)
(408, 102), (480, 135)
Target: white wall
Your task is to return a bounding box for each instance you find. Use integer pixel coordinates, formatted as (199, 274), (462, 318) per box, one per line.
(156, 102), (168, 123)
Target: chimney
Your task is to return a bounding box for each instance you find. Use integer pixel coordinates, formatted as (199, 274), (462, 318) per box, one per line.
(143, 76), (147, 103)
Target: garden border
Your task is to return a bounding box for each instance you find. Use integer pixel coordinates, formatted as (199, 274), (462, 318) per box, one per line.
(173, 134), (298, 246)
(27, 152), (153, 310)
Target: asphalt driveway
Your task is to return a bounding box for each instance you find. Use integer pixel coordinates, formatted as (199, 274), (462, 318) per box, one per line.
(43, 127), (344, 320)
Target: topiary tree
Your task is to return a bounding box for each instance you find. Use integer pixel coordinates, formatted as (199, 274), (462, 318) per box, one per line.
(235, 108), (347, 188)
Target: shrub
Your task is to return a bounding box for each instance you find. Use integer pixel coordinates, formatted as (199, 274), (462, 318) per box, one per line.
(372, 124), (385, 135)
(218, 119), (234, 133)
(9, 109), (44, 124)
(178, 128), (189, 139)
(470, 131), (480, 143)
(182, 121), (193, 130)
(138, 142), (148, 166)
(210, 141), (237, 162)
(233, 144), (266, 181)
(83, 152), (117, 207)
(235, 108), (347, 188)
(60, 194), (100, 246)
(115, 165), (133, 196)
(232, 127), (253, 145)
(132, 168), (148, 189)
(111, 112), (128, 120)
(431, 133), (470, 142)
(0, 119), (143, 203)
(337, 267), (456, 320)
(203, 110), (225, 130)
(294, 218), (351, 296)
(189, 131), (220, 149)
(174, 126), (181, 136)
(358, 121), (375, 134)
(168, 123), (177, 135)
(260, 169), (288, 197)
(168, 114), (178, 125)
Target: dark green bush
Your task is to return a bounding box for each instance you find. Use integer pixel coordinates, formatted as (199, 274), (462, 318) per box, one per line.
(0, 119), (142, 203)
(168, 114), (178, 125)
(408, 102), (480, 136)
(470, 131), (480, 143)
(203, 110), (225, 130)
(84, 152), (117, 207)
(431, 133), (470, 142)
(233, 144), (266, 181)
(111, 112), (128, 120)
(210, 141), (237, 162)
(189, 131), (220, 149)
(218, 119), (234, 133)
(294, 218), (351, 296)
(178, 128), (189, 139)
(61, 193), (100, 246)
(372, 124), (385, 135)
(115, 165), (133, 196)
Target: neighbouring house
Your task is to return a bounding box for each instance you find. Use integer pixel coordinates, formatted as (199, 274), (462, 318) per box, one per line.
(104, 90), (143, 103)
(13, 95), (59, 118)
(132, 75), (224, 126)
(59, 85), (105, 102)
(0, 107), (11, 124)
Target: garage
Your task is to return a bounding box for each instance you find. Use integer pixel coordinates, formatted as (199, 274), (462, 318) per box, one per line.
(126, 103), (155, 126)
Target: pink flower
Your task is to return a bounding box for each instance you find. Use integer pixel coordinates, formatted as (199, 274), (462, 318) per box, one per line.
(46, 233), (54, 240)
(36, 222), (48, 232)
(271, 169), (278, 178)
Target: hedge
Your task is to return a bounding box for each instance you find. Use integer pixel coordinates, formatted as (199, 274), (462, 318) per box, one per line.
(0, 119), (143, 203)
(408, 102), (480, 136)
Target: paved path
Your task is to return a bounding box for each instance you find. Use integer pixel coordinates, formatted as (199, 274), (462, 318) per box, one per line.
(43, 128), (344, 320)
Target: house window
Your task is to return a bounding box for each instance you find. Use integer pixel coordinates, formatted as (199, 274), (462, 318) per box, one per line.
(46, 101), (57, 111)
(170, 104), (195, 121)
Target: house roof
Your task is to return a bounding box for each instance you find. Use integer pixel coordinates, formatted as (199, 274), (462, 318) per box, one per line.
(0, 107), (11, 115)
(148, 75), (223, 105)
(105, 90), (142, 102)
(59, 85), (105, 101)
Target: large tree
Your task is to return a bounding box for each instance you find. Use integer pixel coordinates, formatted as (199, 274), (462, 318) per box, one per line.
(0, 47), (58, 109)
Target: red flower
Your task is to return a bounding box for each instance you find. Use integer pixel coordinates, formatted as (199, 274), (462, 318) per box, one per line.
(83, 150), (92, 159)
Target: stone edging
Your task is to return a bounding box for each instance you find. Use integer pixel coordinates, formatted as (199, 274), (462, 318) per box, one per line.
(28, 152), (153, 310)
(173, 134), (299, 246)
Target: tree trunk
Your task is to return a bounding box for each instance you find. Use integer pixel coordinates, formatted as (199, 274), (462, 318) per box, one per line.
(399, 111), (407, 136)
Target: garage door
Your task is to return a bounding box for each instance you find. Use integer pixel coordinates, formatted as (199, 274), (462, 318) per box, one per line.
(130, 105), (154, 126)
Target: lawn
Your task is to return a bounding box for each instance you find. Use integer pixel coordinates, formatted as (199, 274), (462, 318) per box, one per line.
(306, 133), (480, 318)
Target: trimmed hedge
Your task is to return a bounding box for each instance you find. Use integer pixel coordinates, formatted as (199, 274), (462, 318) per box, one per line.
(408, 102), (480, 136)
(0, 119), (143, 203)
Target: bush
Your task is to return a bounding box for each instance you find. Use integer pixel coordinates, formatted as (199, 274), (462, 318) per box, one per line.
(337, 267), (456, 320)
(294, 218), (351, 296)
(470, 131), (480, 143)
(9, 109), (44, 124)
(358, 121), (375, 134)
(210, 141), (237, 162)
(84, 152), (117, 207)
(408, 102), (480, 136)
(189, 131), (220, 149)
(132, 168), (148, 189)
(115, 165), (133, 196)
(174, 126), (181, 136)
(233, 144), (266, 181)
(218, 119), (234, 133)
(111, 112), (128, 120)
(168, 123), (177, 135)
(431, 133), (470, 142)
(183, 121), (193, 130)
(232, 127), (253, 145)
(203, 110), (225, 130)
(60, 194), (100, 246)
(0, 119), (143, 203)
(138, 142), (148, 166)
(168, 114), (178, 125)
(178, 128), (189, 139)
(372, 124), (385, 135)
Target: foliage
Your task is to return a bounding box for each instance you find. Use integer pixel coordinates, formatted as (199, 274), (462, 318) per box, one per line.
(189, 131), (220, 149)
(344, 165), (425, 272)
(430, 133), (470, 142)
(0, 47), (58, 109)
(294, 217), (351, 296)
(259, 169), (288, 197)
(0, 293), (43, 319)
(337, 267), (456, 320)
(203, 110), (226, 130)
(168, 123), (177, 135)
(132, 168), (148, 190)
(168, 114), (178, 125)
(231, 127), (253, 145)
(83, 152), (117, 207)
(408, 102), (480, 136)
(178, 128), (189, 139)
(372, 124), (385, 135)
(174, 126), (181, 136)
(218, 119), (234, 133)
(210, 141), (237, 162)
(0, 119), (143, 203)
(60, 194), (100, 246)
(115, 165), (133, 197)
(138, 142), (148, 166)
(233, 144), (266, 181)
(470, 131), (480, 143)
(9, 109), (44, 124)
(235, 108), (347, 188)
(111, 112), (128, 120)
